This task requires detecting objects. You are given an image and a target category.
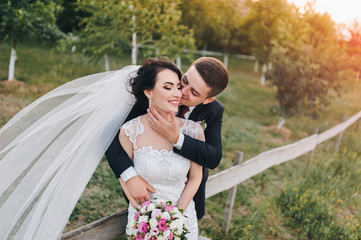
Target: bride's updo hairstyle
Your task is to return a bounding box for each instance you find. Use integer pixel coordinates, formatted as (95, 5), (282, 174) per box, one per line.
(130, 58), (181, 110)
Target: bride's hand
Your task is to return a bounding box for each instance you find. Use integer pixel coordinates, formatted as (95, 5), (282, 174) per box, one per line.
(130, 199), (140, 209)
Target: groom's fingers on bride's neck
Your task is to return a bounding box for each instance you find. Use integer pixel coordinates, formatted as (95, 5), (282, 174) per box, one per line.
(149, 106), (163, 121)
(147, 109), (160, 126)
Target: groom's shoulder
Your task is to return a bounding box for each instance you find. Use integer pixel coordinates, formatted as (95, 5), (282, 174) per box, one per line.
(207, 99), (224, 111)
(195, 99), (224, 118)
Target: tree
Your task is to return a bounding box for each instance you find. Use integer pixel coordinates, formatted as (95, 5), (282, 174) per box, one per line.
(246, 0), (297, 84)
(56, 0), (90, 33)
(268, 9), (350, 128)
(180, 0), (246, 52)
(59, 0), (194, 67)
(0, 0), (61, 81)
(343, 20), (361, 75)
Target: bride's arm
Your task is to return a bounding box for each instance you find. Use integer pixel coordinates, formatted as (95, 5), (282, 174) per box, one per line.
(118, 128), (139, 208)
(178, 126), (205, 211)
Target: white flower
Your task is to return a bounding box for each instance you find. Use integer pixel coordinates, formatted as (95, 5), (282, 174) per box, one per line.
(174, 237), (181, 240)
(154, 199), (163, 205)
(126, 219), (136, 235)
(141, 205), (149, 213)
(171, 211), (180, 218)
(149, 218), (158, 229)
(163, 229), (171, 239)
(126, 225), (134, 236)
(177, 225), (184, 235)
(148, 203), (156, 211)
(169, 219), (181, 230)
(128, 218), (135, 227)
(170, 218), (184, 235)
(157, 235), (164, 240)
(170, 207), (180, 218)
(138, 215), (149, 223)
(145, 233), (152, 240)
(163, 212), (171, 220)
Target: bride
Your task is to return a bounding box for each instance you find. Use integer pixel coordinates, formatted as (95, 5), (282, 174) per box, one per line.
(119, 59), (204, 239)
(0, 58), (204, 239)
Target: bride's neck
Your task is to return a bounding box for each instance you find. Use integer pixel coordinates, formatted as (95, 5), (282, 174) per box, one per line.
(150, 106), (174, 121)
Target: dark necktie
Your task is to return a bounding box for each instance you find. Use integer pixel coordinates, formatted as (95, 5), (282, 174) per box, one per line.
(176, 105), (190, 119)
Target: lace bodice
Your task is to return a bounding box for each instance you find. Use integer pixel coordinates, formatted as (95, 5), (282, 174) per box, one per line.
(122, 116), (200, 203)
(122, 116), (200, 239)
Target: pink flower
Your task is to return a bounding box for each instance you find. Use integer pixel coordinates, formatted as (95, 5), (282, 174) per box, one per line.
(141, 201), (151, 208)
(135, 233), (144, 240)
(150, 227), (160, 236)
(168, 231), (174, 239)
(158, 218), (168, 232)
(134, 211), (140, 220)
(151, 209), (162, 218)
(138, 221), (148, 234)
(163, 204), (174, 211)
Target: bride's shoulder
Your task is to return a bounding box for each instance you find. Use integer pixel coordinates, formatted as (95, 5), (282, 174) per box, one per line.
(121, 116), (144, 137)
(181, 118), (200, 127)
(122, 116), (142, 128)
(180, 119), (204, 139)
(120, 116), (145, 142)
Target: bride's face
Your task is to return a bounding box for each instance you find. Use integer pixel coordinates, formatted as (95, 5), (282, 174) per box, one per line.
(144, 69), (182, 113)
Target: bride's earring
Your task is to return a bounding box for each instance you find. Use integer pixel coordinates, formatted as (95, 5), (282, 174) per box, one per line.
(148, 98), (152, 108)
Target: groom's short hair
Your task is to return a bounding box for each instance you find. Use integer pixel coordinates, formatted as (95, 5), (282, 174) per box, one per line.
(192, 57), (229, 97)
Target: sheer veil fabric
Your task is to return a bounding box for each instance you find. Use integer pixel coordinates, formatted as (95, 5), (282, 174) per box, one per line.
(0, 65), (138, 239)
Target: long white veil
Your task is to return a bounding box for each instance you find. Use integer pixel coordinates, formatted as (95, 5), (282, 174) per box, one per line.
(0, 65), (138, 239)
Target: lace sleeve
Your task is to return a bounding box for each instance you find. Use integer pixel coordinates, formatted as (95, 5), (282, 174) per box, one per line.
(121, 117), (144, 149)
(180, 119), (204, 140)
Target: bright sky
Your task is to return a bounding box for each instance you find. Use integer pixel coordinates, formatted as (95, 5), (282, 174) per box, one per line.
(288, 0), (361, 25)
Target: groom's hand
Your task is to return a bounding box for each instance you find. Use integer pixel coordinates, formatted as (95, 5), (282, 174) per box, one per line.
(126, 176), (155, 204)
(147, 106), (179, 144)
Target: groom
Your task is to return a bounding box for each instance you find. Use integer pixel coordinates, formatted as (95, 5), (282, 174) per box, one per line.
(106, 57), (229, 219)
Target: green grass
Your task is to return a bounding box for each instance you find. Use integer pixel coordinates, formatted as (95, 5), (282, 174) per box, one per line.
(1, 42), (361, 239)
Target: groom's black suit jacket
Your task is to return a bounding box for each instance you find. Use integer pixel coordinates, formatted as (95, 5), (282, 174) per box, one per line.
(105, 99), (224, 219)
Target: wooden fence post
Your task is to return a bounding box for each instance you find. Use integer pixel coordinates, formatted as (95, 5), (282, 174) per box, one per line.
(308, 126), (318, 166)
(221, 151), (244, 233)
(334, 115), (348, 154)
(355, 118), (361, 132)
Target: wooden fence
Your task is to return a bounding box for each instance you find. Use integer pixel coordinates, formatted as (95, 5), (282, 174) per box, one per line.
(179, 49), (256, 70)
(61, 110), (361, 240)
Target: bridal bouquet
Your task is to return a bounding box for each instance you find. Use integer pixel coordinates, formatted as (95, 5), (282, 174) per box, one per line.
(126, 199), (189, 240)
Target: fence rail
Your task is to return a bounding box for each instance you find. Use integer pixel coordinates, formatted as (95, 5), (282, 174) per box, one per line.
(207, 110), (361, 198)
(61, 109), (361, 240)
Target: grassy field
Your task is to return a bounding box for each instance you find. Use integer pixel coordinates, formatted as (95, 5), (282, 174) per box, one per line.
(1, 42), (361, 239)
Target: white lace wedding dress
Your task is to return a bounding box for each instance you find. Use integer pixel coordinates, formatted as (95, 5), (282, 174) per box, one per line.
(123, 116), (200, 239)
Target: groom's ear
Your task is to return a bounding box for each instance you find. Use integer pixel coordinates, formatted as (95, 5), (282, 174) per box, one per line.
(202, 97), (215, 105)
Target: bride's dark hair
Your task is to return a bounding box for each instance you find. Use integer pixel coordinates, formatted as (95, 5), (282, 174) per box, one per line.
(130, 58), (181, 110)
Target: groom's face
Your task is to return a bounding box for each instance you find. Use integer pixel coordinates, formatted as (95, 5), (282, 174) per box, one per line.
(179, 66), (212, 107)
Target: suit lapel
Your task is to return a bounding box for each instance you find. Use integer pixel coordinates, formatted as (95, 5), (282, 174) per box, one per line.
(189, 104), (206, 121)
